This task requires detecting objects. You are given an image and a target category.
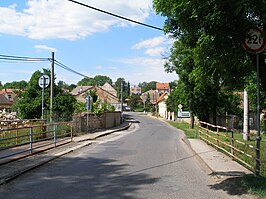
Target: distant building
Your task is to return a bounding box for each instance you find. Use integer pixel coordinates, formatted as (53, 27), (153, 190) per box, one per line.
(130, 86), (141, 95)
(70, 83), (120, 110)
(156, 82), (170, 94)
(140, 90), (159, 104)
(0, 89), (16, 102)
(157, 92), (168, 119)
(0, 94), (12, 112)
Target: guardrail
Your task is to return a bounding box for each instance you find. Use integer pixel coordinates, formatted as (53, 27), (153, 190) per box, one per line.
(0, 122), (74, 164)
(199, 121), (257, 172)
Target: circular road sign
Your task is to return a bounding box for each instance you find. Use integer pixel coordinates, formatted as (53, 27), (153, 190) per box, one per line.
(242, 27), (266, 53)
(38, 75), (50, 88)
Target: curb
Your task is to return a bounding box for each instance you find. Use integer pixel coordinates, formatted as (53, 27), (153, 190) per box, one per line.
(0, 122), (132, 185)
(74, 122), (132, 142)
(181, 137), (214, 175)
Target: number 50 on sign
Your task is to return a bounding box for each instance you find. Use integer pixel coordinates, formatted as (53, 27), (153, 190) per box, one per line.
(242, 27), (266, 54)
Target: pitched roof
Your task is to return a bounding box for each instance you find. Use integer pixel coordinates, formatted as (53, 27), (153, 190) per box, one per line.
(70, 86), (93, 96)
(0, 89), (16, 95)
(157, 93), (168, 103)
(100, 83), (117, 97)
(0, 94), (12, 105)
(156, 82), (170, 90)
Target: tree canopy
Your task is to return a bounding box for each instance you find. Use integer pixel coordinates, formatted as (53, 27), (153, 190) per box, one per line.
(12, 69), (76, 121)
(138, 81), (156, 93)
(114, 78), (130, 102)
(77, 75), (112, 86)
(153, 0), (264, 123)
(0, 80), (27, 89)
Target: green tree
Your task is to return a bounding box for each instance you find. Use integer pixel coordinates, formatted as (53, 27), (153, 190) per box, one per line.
(128, 94), (143, 111)
(77, 75), (112, 86)
(114, 78), (129, 102)
(68, 84), (77, 91)
(77, 77), (95, 86)
(138, 81), (156, 93)
(93, 99), (115, 117)
(153, 0), (265, 123)
(144, 93), (153, 112)
(94, 75), (112, 86)
(1, 80), (27, 89)
(13, 69), (76, 121)
(166, 81), (188, 113)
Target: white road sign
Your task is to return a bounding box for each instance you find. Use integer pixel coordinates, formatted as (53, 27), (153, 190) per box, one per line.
(242, 27), (266, 53)
(38, 75), (50, 88)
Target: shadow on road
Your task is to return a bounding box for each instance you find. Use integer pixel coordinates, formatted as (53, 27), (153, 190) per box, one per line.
(208, 172), (254, 197)
(0, 156), (159, 199)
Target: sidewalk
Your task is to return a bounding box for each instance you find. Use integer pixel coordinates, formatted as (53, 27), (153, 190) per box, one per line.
(185, 138), (253, 178)
(0, 121), (132, 185)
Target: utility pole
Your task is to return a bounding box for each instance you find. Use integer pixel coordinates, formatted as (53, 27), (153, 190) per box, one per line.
(243, 90), (249, 141)
(120, 80), (123, 112)
(50, 52), (54, 123)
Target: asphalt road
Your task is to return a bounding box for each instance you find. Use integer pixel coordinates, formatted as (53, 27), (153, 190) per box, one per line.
(0, 113), (244, 199)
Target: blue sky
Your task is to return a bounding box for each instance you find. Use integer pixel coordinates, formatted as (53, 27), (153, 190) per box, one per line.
(0, 0), (178, 86)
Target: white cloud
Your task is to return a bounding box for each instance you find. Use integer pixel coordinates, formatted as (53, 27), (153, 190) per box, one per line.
(144, 47), (165, 57)
(0, 0), (153, 40)
(118, 57), (178, 84)
(117, 35), (178, 84)
(34, 45), (57, 52)
(132, 36), (166, 49)
(131, 35), (174, 58)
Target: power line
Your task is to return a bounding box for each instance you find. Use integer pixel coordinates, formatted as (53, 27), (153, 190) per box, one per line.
(0, 54), (49, 62)
(54, 60), (90, 79)
(0, 53), (90, 79)
(67, 0), (163, 31)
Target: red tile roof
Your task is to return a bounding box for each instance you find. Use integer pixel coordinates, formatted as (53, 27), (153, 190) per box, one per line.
(156, 83), (169, 90)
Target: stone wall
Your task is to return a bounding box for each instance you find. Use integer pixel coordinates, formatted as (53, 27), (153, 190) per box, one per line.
(73, 112), (121, 133)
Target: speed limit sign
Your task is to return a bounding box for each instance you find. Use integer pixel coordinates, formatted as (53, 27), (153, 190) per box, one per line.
(242, 27), (266, 53)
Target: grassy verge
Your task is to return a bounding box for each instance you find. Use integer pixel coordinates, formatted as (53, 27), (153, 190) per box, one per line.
(242, 175), (266, 198)
(167, 121), (198, 139)
(168, 120), (266, 198)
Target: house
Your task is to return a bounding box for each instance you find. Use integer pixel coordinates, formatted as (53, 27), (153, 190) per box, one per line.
(157, 92), (168, 118)
(156, 82), (170, 95)
(0, 89), (17, 113)
(0, 94), (12, 112)
(101, 82), (117, 97)
(157, 92), (176, 120)
(140, 90), (159, 104)
(0, 89), (16, 102)
(130, 86), (141, 95)
(71, 83), (120, 109)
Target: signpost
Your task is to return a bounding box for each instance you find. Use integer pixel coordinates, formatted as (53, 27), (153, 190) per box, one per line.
(242, 27), (266, 175)
(39, 75), (50, 120)
(242, 27), (266, 54)
(85, 95), (92, 132)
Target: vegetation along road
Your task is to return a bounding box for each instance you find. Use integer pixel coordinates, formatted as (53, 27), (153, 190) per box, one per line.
(0, 113), (253, 198)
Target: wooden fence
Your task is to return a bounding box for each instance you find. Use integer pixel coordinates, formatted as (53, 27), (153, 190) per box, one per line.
(199, 121), (257, 172)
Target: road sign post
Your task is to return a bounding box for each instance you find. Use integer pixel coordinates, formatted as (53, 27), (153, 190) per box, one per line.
(242, 27), (266, 175)
(39, 75), (50, 120)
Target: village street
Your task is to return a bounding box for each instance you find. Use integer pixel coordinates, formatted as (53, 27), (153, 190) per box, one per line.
(0, 113), (252, 199)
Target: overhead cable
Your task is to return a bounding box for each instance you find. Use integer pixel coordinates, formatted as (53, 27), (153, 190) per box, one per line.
(67, 0), (163, 31)
(54, 60), (90, 78)
(0, 54), (49, 62)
